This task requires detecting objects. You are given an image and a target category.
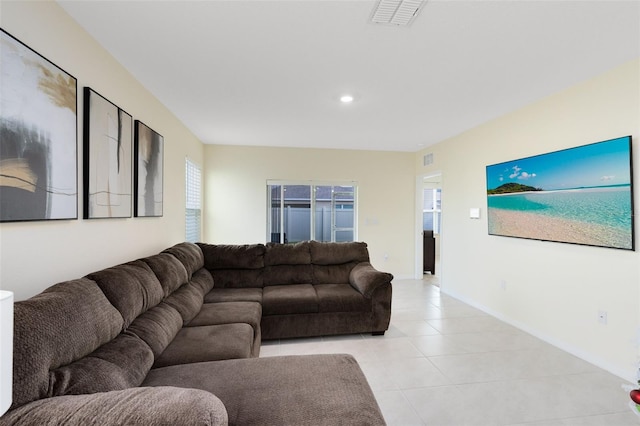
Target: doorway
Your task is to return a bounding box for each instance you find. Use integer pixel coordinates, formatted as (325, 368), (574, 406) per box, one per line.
(415, 174), (442, 285)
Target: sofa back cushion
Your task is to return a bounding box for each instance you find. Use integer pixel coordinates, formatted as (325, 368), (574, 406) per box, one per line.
(162, 242), (205, 278)
(11, 278), (124, 410)
(142, 253), (189, 298)
(87, 260), (164, 329)
(49, 333), (154, 397)
(198, 244), (265, 288)
(309, 241), (369, 265)
(209, 269), (263, 288)
(190, 267), (215, 294)
(264, 241), (311, 265)
(164, 268), (214, 324)
(198, 241), (371, 287)
(263, 264), (313, 286)
(263, 242), (312, 286)
(309, 241), (370, 284)
(125, 303), (183, 357)
(199, 243), (265, 270)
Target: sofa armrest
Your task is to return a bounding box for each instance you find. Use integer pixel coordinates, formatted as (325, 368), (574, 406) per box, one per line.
(0, 387), (228, 426)
(349, 262), (393, 298)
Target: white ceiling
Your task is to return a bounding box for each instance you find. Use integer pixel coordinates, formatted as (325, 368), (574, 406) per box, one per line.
(58, 0), (640, 152)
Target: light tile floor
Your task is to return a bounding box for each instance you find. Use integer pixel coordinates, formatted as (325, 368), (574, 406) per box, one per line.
(260, 277), (639, 425)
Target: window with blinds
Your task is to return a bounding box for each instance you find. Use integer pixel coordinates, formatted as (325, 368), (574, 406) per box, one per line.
(185, 158), (201, 243)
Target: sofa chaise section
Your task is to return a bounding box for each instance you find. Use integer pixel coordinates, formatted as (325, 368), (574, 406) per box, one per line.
(143, 354), (384, 426)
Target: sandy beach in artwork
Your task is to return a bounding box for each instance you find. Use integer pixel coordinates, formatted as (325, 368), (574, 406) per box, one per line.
(488, 208), (632, 249)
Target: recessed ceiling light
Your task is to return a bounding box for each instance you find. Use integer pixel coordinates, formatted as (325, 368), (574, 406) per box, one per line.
(340, 95), (354, 103)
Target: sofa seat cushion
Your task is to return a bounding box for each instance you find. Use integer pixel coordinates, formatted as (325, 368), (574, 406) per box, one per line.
(190, 302), (262, 357)
(142, 354), (385, 426)
(153, 324), (254, 368)
(190, 302), (261, 331)
(262, 284), (318, 316)
(314, 284), (371, 313)
(204, 288), (263, 304)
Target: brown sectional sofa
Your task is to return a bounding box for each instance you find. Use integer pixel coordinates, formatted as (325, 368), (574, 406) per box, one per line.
(1, 241), (392, 426)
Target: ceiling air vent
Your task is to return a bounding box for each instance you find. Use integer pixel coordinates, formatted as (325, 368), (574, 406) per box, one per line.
(423, 153), (433, 166)
(371, 0), (426, 27)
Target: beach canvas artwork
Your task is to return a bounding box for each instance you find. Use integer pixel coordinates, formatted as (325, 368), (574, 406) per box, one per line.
(0, 30), (77, 222)
(486, 136), (634, 250)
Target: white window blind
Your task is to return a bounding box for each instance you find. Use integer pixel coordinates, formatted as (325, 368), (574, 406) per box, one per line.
(185, 158), (201, 243)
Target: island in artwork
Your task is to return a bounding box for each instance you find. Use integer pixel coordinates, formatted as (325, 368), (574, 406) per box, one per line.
(487, 183), (542, 195)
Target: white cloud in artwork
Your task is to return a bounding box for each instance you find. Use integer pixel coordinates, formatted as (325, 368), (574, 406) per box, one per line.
(600, 175), (615, 181)
(509, 165), (536, 180)
(518, 172), (537, 180)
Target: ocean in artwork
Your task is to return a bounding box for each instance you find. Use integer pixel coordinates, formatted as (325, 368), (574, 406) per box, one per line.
(487, 185), (633, 249)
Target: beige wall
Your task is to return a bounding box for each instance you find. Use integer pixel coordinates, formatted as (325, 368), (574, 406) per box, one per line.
(417, 59), (640, 381)
(203, 145), (415, 277)
(0, 1), (204, 300)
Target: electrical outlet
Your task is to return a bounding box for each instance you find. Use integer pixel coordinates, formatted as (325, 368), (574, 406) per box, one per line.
(598, 310), (608, 325)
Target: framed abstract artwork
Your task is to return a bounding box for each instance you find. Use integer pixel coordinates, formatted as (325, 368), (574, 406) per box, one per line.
(134, 120), (163, 217)
(0, 29), (78, 222)
(83, 87), (133, 219)
(486, 136), (634, 250)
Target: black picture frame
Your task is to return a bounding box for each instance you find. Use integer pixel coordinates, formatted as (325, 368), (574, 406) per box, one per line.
(83, 87), (133, 219)
(0, 29), (78, 222)
(134, 120), (164, 217)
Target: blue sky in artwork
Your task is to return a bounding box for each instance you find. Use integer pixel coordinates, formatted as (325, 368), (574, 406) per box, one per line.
(486, 137), (632, 191)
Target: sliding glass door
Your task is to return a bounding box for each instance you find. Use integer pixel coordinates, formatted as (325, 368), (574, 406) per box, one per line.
(267, 181), (356, 243)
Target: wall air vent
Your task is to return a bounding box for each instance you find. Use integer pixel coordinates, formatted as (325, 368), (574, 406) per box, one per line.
(371, 0), (426, 27)
(423, 153), (433, 166)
